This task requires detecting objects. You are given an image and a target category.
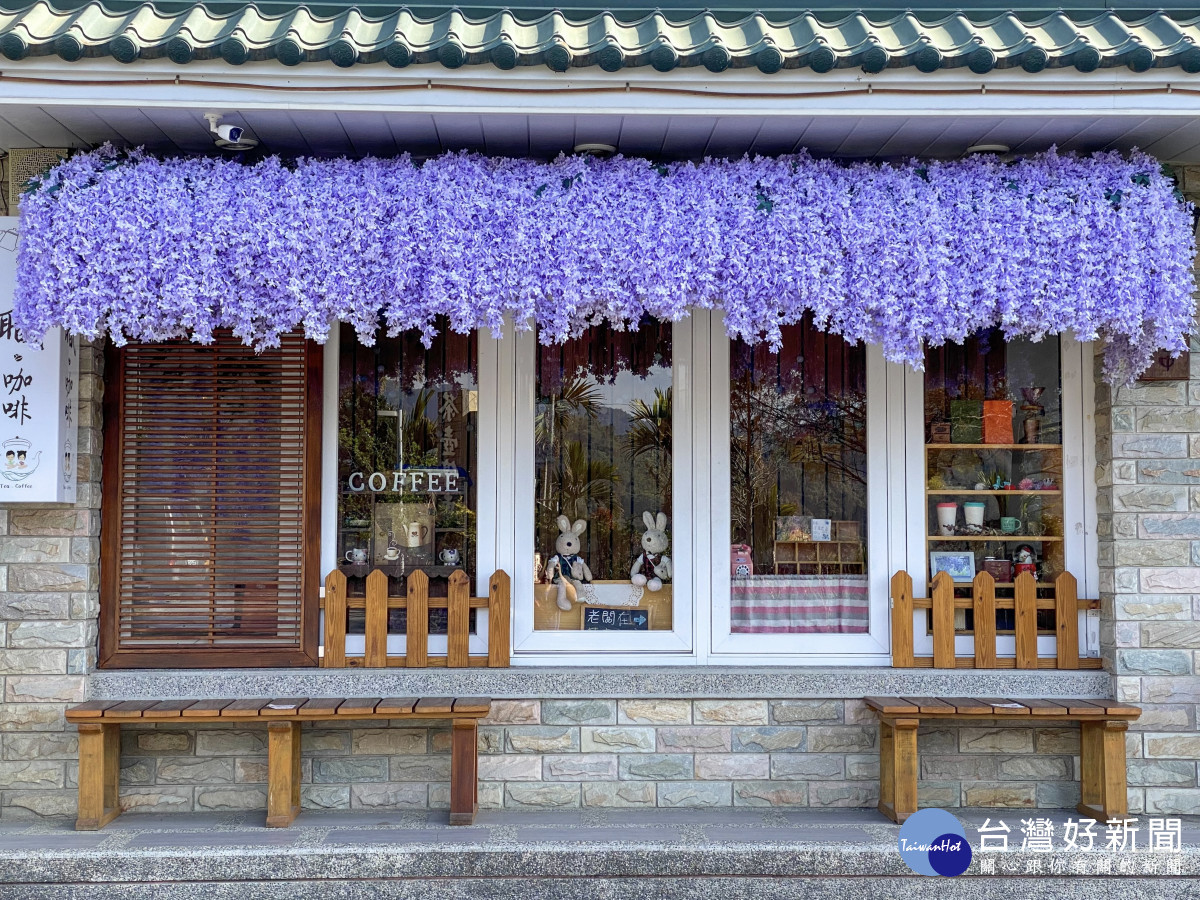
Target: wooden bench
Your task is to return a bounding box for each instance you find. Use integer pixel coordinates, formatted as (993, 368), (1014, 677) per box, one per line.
(64, 697), (491, 830)
(864, 696), (1141, 825)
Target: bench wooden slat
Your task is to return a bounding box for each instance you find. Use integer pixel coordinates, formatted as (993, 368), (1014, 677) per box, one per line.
(975, 698), (1032, 716)
(260, 699), (309, 717)
(375, 698), (418, 716)
(1072, 699), (1141, 717)
(907, 697), (957, 714)
(336, 698), (381, 716)
(104, 701), (161, 719)
(940, 697), (993, 715)
(1019, 699), (1074, 716)
(141, 700), (199, 720)
(221, 699), (274, 718)
(863, 697), (919, 716)
(179, 700), (233, 718)
(64, 701), (122, 721)
(452, 697), (492, 715)
(414, 697), (455, 716)
(297, 698), (344, 718)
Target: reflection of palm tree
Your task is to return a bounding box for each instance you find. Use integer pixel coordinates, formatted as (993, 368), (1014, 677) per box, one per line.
(401, 389), (439, 467)
(627, 386), (672, 504)
(550, 440), (619, 521)
(536, 377), (602, 447)
(537, 376), (604, 508)
(627, 387), (672, 462)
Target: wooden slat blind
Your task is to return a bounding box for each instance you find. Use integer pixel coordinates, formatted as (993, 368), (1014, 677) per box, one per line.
(100, 333), (321, 667)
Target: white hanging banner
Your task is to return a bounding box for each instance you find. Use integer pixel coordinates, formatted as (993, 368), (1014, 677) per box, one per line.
(0, 319), (78, 503)
(0, 220), (78, 503)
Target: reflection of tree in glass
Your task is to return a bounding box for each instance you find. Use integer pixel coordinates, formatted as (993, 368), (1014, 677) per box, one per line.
(338, 386), (441, 524)
(538, 377), (675, 581)
(626, 387), (672, 499)
(548, 441), (619, 521)
(730, 366), (866, 562)
(536, 375), (603, 504)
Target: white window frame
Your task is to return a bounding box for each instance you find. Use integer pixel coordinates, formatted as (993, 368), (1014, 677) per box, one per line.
(901, 335), (1097, 661)
(705, 320), (898, 664)
(322, 319), (1097, 666)
(319, 322), (500, 659)
(508, 317), (696, 659)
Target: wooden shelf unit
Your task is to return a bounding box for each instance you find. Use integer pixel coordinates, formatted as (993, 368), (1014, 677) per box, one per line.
(925, 442), (1065, 592)
(773, 539), (865, 575)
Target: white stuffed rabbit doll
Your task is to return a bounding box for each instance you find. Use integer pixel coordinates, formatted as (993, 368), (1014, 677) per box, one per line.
(546, 515), (592, 611)
(631, 511), (673, 592)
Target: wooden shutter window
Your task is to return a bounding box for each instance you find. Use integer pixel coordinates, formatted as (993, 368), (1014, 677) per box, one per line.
(101, 333), (321, 667)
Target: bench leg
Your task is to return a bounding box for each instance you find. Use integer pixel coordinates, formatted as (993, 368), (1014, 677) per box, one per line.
(76, 723), (121, 831)
(877, 718), (919, 824)
(266, 722), (302, 828)
(1078, 720), (1128, 822)
(449, 719), (478, 826)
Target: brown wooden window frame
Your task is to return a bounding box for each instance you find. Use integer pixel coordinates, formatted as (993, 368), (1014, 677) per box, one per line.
(99, 335), (323, 668)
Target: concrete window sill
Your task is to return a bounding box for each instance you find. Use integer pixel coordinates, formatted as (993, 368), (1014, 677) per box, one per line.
(88, 666), (1112, 701)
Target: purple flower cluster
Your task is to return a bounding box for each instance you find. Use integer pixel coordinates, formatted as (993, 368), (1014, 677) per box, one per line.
(14, 146), (1195, 382)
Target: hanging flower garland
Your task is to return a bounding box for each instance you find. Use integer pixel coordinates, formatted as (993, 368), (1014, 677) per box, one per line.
(13, 145), (1195, 382)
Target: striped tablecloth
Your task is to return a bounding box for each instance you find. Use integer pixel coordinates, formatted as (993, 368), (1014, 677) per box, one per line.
(731, 575), (870, 634)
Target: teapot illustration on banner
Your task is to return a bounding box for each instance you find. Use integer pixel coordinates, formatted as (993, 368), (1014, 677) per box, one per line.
(402, 520), (431, 548)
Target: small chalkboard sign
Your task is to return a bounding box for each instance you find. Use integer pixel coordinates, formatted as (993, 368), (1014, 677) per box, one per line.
(583, 607), (650, 630)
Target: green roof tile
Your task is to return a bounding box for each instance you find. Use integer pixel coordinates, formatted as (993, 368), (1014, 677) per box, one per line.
(0, 3), (1197, 72)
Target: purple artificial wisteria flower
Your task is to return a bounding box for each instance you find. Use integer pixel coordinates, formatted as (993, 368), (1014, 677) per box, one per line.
(13, 145), (1195, 382)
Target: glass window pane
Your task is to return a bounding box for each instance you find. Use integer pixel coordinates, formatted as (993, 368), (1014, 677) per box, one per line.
(337, 328), (477, 634)
(923, 331), (1064, 634)
(729, 321), (869, 634)
(534, 320), (673, 632)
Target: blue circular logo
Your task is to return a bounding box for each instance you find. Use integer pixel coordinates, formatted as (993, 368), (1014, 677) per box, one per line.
(897, 809), (972, 876)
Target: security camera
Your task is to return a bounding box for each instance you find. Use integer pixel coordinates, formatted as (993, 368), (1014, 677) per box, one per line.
(215, 123), (244, 144)
(203, 113), (259, 151)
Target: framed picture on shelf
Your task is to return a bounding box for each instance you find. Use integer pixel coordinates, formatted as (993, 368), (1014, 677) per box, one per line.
(930, 551), (976, 583)
(774, 516), (812, 542)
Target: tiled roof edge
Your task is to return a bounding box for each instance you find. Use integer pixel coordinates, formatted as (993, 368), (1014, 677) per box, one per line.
(0, 4), (1197, 72)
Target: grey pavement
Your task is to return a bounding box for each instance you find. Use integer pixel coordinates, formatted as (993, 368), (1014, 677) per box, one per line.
(0, 808), (1198, 898)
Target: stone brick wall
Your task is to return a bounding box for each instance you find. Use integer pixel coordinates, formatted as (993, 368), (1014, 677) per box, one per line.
(35, 698), (1083, 816)
(8, 219), (1200, 818)
(1092, 167), (1200, 817)
(0, 341), (103, 821)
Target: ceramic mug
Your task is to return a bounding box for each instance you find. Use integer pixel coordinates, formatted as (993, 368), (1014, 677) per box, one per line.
(1000, 516), (1022, 534)
(439, 548), (460, 566)
(936, 503), (957, 536)
(963, 501), (986, 529)
(344, 548), (367, 564)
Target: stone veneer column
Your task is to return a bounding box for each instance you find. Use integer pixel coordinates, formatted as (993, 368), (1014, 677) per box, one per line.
(0, 340), (103, 820)
(1094, 168), (1200, 816)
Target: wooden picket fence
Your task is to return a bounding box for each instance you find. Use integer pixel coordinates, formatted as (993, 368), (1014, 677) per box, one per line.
(320, 568), (510, 668)
(891, 569), (1101, 669)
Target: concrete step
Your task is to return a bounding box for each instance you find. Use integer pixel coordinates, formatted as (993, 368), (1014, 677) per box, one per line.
(1, 808), (1198, 898)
